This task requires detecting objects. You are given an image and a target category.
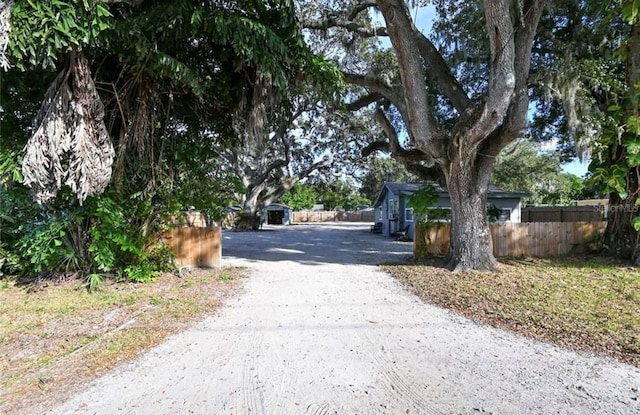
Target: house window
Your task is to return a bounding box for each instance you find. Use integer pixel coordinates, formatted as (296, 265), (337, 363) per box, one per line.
(405, 208), (414, 222)
(389, 199), (399, 219)
(426, 207), (451, 222)
(498, 208), (511, 221)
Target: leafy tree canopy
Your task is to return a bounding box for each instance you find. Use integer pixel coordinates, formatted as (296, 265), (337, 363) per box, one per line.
(492, 141), (587, 205)
(280, 182), (317, 211)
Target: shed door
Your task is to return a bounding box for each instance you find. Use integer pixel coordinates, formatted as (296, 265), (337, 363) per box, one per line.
(268, 210), (284, 224)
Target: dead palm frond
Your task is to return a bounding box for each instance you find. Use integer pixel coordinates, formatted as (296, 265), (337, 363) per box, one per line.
(22, 52), (114, 204)
(0, 0), (12, 70)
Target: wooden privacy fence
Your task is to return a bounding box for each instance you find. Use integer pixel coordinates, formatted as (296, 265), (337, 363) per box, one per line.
(163, 227), (221, 268)
(414, 221), (606, 258)
(521, 206), (604, 222)
(292, 210), (375, 223)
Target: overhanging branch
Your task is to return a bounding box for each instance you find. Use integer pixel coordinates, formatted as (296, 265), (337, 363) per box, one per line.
(414, 32), (471, 113)
(346, 92), (384, 111)
(371, 108), (427, 162)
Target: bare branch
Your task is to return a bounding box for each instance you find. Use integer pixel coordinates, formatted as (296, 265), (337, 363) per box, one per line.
(342, 72), (403, 109)
(376, 0), (440, 158)
(348, 0), (378, 20)
(414, 32), (471, 113)
(346, 92), (384, 111)
(373, 108), (427, 162)
(302, 18), (388, 38)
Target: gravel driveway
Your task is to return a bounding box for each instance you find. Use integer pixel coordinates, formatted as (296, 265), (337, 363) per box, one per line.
(48, 223), (639, 414)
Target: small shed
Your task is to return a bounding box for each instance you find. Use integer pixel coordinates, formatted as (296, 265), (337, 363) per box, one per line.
(265, 203), (292, 225)
(372, 182), (528, 239)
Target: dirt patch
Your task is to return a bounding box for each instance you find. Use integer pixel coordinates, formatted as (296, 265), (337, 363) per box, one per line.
(0, 268), (246, 414)
(383, 256), (640, 367)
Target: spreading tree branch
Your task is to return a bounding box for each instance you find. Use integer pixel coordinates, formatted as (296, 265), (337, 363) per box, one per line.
(374, 108), (426, 160)
(414, 32), (471, 113)
(346, 92), (384, 111)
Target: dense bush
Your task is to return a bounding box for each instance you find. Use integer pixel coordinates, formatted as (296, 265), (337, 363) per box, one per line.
(0, 188), (175, 283)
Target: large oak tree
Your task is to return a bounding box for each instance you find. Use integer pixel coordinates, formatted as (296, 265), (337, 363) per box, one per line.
(303, 0), (546, 271)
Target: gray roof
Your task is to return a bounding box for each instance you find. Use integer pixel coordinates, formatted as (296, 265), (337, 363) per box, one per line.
(373, 182), (528, 207)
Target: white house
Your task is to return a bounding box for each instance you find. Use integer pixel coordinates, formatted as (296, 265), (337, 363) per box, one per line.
(372, 182), (528, 239)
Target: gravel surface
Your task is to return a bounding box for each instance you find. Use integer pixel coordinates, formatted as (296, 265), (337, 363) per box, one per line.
(46, 223), (640, 414)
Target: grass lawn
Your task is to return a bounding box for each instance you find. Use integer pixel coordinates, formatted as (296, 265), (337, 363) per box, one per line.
(0, 268), (245, 414)
(383, 256), (640, 368)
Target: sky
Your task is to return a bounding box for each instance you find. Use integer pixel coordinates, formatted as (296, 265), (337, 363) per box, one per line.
(561, 158), (589, 177)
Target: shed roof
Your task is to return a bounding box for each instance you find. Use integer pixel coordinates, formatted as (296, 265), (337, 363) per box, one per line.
(266, 203), (292, 211)
(373, 182), (528, 207)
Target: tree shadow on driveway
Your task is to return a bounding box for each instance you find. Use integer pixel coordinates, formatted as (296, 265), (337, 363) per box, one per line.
(221, 222), (413, 266)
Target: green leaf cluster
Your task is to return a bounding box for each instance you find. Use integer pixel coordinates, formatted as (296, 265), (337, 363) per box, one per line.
(8, 0), (112, 70)
(280, 183), (317, 211)
(407, 185), (448, 224)
(0, 188), (173, 283)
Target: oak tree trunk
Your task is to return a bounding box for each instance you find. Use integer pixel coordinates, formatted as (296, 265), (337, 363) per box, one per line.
(446, 154), (498, 272)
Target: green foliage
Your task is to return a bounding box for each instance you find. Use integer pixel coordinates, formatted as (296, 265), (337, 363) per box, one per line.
(621, 0), (640, 24)
(8, 0), (112, 70)
(407, 185), (451, 226)
(234, 211), (262, 230)
(587, 90), (640, 198)
(280, 183), (317, 210)
(84, 273), (103, 293)
(88, 197), (141, 272)
(359, 157), (418, 202)
(486, 204), (502, 223)
(0, 151), (23, 187)
(146, 243), (176, 273)
(406, 185), (438, 218)
(166, 134), (243, 222)
(313, 177), (368, 211)
(17, 216), (75, 274)
(0, 188), (172, 282)
(219, 271), (234, 281)
(492, 141), (587, 205)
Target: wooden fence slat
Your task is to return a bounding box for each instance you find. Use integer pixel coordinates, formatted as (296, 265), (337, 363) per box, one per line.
(521, 206), (604, 222)
(291, 211), (375, 223)
(163, 227), (221, 268)
(415, 221), (606, 259)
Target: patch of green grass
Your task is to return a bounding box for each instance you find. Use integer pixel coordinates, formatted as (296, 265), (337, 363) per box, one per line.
(38, 355), (53, 366)
(384, 256), (640, 367)
(219, 271), (234, 281)
(0, 267), (245, 414)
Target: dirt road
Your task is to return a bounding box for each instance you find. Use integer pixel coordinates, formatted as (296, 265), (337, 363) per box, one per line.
(46, 223), (639, 414)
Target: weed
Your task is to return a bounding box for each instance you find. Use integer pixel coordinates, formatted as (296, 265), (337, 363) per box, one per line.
(38, 355), (52, 366)
(85, 273), (103, 293)
(219, 271), (233, 281)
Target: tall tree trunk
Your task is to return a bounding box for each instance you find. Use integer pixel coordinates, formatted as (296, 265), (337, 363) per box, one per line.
(236, 186), (263, 230)
(445, 152), (497, 272)
(604, 187), (639, 261)
(603, 19), (640, 263)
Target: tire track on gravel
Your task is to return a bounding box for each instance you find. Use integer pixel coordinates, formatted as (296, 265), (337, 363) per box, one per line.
(242, 357), (266, 414)
(304, 402), (335, 415)
(363, 332), (446, 415)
